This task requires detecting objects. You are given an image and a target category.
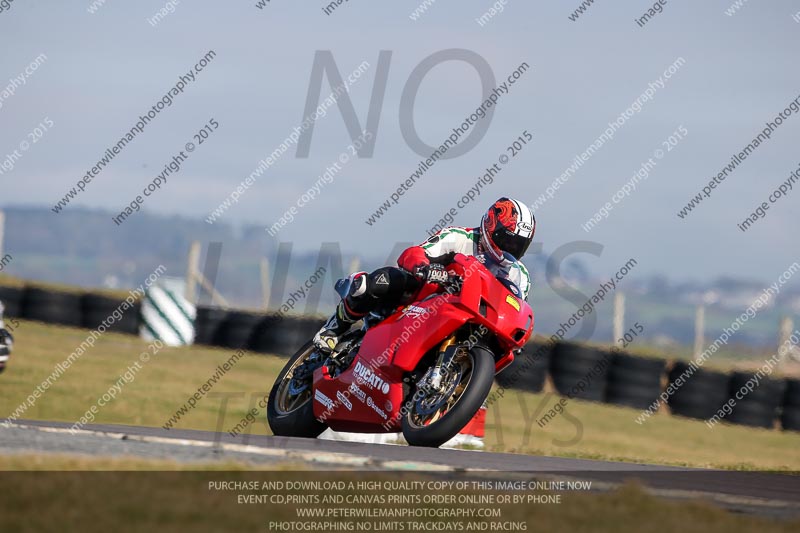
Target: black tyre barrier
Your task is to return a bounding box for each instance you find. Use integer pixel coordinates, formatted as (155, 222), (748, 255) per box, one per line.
(192, 309), (325, 354)
(81, 294), (141, 335)
(0, 286), (23, 318)
(727, 372), (785, 429)
(5, 276), (797, 434)
(21, 287), (83, 327)
(251, 315), (325, 357)
(495, 339), (551, 393)
(781, 379), (800, 432)
(549, 342), (612, 402)
(666, 362), (730, 420)
(295, 317), (327, 352)
(193, 306), (229, 346)
(605, 353), (666, 410)
(250, 314), (289, 354)
(217, 310), (263, 350)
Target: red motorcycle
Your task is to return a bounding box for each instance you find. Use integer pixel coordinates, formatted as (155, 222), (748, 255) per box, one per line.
(267, 253), (534, 448)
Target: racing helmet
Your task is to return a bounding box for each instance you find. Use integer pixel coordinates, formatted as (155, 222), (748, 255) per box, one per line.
(480, 197), (535, 263)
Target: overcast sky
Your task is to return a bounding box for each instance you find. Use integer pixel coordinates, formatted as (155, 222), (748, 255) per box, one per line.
(1, 1), (799, 284)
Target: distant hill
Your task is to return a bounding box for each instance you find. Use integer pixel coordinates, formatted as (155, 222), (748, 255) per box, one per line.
(0, 206), (314, 310)
(0, 206), (797, 351)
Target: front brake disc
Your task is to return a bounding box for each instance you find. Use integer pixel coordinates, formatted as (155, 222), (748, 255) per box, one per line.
(414, 366), (463, 416)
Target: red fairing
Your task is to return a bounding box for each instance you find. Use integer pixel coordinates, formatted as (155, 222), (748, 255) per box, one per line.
(397, 245), (429, 272)
(312, 362), (405, 432)
(312, 254), (534, 433)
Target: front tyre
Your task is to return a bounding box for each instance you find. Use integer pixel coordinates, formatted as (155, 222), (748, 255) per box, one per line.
(267, 341), (327, 438)
(402, 345), (495, 448)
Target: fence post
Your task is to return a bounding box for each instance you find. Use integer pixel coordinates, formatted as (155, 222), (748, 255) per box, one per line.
(260, 258), (271, 310)
(613, 291), (625, 346)
(185, 240), (201, 303)
(778, 316), (798, 365)
(693, 305), (705, 361)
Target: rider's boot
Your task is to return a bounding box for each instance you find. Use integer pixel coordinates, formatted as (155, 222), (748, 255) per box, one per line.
(313, 268), (417, 352)
(313, 300), (362, 352)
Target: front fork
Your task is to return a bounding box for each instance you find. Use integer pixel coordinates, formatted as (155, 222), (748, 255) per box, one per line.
(426, 334), (458, 392)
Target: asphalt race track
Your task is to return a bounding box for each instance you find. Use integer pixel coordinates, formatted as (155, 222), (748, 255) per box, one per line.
(2, 419), (798, 518)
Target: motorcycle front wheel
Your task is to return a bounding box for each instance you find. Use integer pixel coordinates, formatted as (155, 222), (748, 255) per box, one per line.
(402, 345), (495, 448)
(267, 341), (327, 438)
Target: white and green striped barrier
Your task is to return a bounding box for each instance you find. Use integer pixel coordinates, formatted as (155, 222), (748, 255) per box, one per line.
(140, 280), (195, 346)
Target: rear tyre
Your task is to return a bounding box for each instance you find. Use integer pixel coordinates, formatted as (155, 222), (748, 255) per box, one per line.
(267, 341), (327, 438)
(402, 345), (495, 448)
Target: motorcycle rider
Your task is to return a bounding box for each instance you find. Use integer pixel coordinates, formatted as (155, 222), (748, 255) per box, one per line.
(313, 197), (535, 352)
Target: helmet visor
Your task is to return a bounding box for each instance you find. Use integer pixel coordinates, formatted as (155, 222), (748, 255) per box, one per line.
(492, 228), (531, 260)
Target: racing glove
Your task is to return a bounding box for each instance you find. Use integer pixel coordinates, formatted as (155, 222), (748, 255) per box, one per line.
(414, 263), (449, 286)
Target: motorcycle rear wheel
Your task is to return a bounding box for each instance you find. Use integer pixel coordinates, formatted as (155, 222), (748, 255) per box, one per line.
(267, 341), (327, 438)
(402, 345), (494, 448)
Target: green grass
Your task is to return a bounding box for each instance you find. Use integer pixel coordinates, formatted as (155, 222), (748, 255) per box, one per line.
(486, 390), (799, 471)
(1, 320), (799, 471)
(0, 462), (797, 532)
(0, 320), (281, 432)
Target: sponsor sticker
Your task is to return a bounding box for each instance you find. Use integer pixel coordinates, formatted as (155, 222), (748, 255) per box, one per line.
(353, 361), (391, 394)
(401, 305), (428, 320)
(366, 396), (388, 420)
(348, 382), (367, 402)
(314, 389), (334, 410)
(336, 390), (352, 411)
(506, 294), (521, 312)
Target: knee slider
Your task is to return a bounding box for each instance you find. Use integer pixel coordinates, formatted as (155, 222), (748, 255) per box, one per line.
(343, 272), (370, 316)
